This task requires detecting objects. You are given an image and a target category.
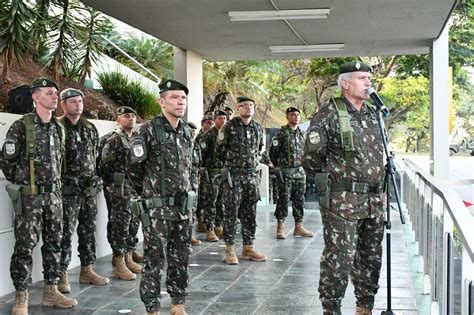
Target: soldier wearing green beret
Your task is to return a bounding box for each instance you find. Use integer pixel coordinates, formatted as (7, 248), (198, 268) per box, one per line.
(3, 78), (79, 313)
(302, 61), (385, 314)
(128, 79), (193, 315)
(56, 88), (110, 294)
(99, 106), (142, 281)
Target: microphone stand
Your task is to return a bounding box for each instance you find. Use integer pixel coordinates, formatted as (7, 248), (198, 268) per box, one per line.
(375, 108), (405, 315)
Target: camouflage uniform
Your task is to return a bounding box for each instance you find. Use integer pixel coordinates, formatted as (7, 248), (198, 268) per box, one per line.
(194, 130), (206, 221)
(59, 116), (102, 271)
(269, 125), (306, 223)
(199, 126), (225, 230)
(2, 111), (63, 290)
(216, 116), (264, 245)
(302, 97), (385, 313)
(128, 114), (193, 313)
(99, 129), (140, 256)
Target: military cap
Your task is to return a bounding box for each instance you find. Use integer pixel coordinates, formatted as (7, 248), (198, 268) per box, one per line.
(117, 106), (137, 116)
(187, 122), (198, 130)
(214, 109), (227, 117)
(286, 107), (300, 114)
(30, 77), (58, 90)
(158, 79), (189, 95)
(224, 106), (234, 113)
(201, 115), (214, 122)
(60, 88), (84, 101)
(236, 96), (254, 103)
(339, 61), (372, 74)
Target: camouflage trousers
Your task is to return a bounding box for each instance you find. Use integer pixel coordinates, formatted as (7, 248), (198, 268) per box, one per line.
(104, 187), (140, 255)
(319, 209), (384, 314)
(140, 217), (191, 313)
(201, 173), (224, 230)
(269, 175), (280, 204)
(222, 173), (259, 245)
(11, 193), (63, 290)
(274, 175), (306, 223)
(60, 192), (98, 272)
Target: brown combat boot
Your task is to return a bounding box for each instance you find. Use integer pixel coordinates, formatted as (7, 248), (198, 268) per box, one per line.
(191, 236), (201, 246)
(293, 223), (314, 237)
(11, 290), (28, 315)
(241, 245), (267, 262)
(206, 229), (219, 242)
(196, 217), (206, 233)
(79, 265), (110, 285)
(132, 251), (144, 263)
(125, 252), (142, 274)
(214, 226), (223, 238)
(276, 223), (285, 239)
(113, 255), (136, 280)
(355, 306), (372, 315)
(42, 283), (78, 308)
(57, 272), (70, 293)
(170, 304), (186, 315)
(224, 245), (238, 265)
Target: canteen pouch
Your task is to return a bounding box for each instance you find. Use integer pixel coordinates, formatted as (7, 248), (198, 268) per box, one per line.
(314, 173), (331, 210)
(130, 199), (151, 228)
(113, 172), (125, 197)
(6, 183), (23, 216)
(180, 191), (197, 216)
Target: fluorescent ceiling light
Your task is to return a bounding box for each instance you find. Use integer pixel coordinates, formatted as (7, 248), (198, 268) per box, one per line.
(228, 9), (330, 21)
(269, 44), (344, 53)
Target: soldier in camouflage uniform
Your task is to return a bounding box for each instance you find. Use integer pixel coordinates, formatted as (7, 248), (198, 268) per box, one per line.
(194, 115), (214, 233)
(301, 61), (385, 315)
(100, 106), (142, 281)
(216, 96), (267, 265)
(129, 79), (193, 315)
(269, 107), (314, 239)
(187, 122), (202, 248)
(57, 88), (109, 293)
(199, 110), (228, 242)
(2, 78), (78, 315)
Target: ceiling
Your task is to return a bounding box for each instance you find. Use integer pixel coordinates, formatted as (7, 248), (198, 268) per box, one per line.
(81, 0), (456, 62)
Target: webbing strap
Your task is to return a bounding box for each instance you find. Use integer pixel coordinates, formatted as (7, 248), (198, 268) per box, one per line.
(24, 114), (37, 195)
(152, 117), (167, 197)
(332, 98), (355, 191)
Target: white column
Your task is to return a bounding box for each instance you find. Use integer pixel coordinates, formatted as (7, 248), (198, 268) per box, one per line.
(429, 26), (449, 180)
(173, 47), (203, 128)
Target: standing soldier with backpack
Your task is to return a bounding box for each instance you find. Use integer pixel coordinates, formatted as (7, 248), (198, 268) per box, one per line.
(2, 77), (78, 315)
(56, 88), (109, 294)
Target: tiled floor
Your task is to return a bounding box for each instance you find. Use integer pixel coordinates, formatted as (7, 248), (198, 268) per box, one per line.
(0, 203), (417, 314)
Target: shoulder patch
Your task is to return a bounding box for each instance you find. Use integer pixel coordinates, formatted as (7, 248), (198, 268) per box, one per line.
(129, 137), (147, 162)
(272, 139), (278, 147)
(3, 140), (17, 159)
(308, 131), (321, 144)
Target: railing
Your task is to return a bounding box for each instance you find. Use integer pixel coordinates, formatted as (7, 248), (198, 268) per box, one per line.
(402, 158), (474, 315)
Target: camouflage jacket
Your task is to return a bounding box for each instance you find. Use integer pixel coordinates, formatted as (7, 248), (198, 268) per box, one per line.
(190, 139), (202, 191)
(2, 111), (63, 204)
(199, 126), (224, 169)
(302, 97), (385, 219)
(216, 117), (264, 169)
(128, 114), (193, 220)
(269, 124), (305, 179)
(60, 116), (99, 179)
(99, 128), (133, 189)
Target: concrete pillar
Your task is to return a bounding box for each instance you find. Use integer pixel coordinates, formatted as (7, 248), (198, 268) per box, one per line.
(173, 47), (203, 128)
(429, 26), (449, 180)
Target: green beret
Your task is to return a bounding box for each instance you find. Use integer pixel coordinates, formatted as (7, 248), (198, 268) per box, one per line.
(159, 79), (189, 95)
(60, 88), (84, 101)
(236, 96), (254, 103)
(117, 106), (137, 116)
(214, 110), (227, 117)
(30, 77), (58, 90)
(187, 122), (198, 130)
(339, 61), (372, 74)
(223, 106), (234, 113)
(201, 115), (214, 122)
(286, 107), (300, 114)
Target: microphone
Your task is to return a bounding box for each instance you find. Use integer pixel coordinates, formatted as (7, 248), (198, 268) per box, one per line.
(367, 87), (390, 117)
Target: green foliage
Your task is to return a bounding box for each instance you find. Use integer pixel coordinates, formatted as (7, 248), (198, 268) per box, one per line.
(97, 71), (161, 118)
(0, 0), (32, 81)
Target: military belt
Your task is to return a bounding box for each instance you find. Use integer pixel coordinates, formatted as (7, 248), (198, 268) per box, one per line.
(207, 168), (222, 175)
(21, 181), (62, 195)
(229, 168), (257, 175)
(331, 182), (381, 194)
(139, 192), (187, 210)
